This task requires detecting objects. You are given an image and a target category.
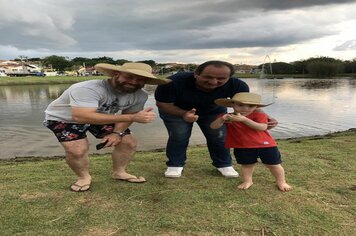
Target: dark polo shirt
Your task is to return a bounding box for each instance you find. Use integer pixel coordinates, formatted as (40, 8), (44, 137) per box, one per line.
(155, 72), (249, 116)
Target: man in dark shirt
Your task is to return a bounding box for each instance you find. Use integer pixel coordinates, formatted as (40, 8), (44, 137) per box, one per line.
(155, 60), (277, 178)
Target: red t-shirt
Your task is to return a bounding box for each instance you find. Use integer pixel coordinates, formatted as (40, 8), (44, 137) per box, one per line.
(224, 112), (277, 148)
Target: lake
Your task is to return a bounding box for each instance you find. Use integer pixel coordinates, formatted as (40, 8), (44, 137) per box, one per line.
(0, 77), (355, 159)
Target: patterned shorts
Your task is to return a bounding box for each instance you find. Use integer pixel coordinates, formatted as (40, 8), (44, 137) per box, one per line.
(43, 120), (126, 142)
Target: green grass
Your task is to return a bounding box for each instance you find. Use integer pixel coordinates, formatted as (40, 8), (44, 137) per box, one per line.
(0, 130), (355, 235)
(0, 75), (169, 86)
(2, 73), (355, 87)
(0, 74), (299, 86)
(0, 76), (104, 86)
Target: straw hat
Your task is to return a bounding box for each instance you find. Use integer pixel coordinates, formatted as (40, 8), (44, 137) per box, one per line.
(94, 63), (171, 85)
(215, 92), (272, 107)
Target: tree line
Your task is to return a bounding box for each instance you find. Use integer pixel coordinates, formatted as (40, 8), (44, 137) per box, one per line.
(15, 55), (356, 78)
(259, 57), (356, 77)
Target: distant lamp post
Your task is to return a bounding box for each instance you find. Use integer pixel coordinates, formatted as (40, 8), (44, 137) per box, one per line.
(19, 55), (29, 74)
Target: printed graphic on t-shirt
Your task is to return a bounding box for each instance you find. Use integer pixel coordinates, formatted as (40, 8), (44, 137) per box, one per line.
(98, 99), (120, 113)
(98, 99), (132, 114)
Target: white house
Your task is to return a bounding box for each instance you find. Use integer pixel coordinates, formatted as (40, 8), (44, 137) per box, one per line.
(0, 60), (43, 76)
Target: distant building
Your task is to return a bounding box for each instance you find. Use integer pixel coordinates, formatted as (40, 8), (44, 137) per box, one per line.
(156, 63), (193, 74)
(0, 69), (7, 76)
(234, 64), (259, 74)
(77, 66), (98, 76)
(0, 60), (42, 76)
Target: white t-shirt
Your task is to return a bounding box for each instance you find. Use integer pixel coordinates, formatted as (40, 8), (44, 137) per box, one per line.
(45, 79), (148, 122)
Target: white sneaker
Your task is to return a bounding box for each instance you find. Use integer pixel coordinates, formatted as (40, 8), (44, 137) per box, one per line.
(164, 167), (184, 178)
(217, 166), (239, 178)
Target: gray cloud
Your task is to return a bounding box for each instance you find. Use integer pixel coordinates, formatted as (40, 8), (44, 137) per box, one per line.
(0, 0), (355, 60)
(223, 0), (356, 10)
(334, 39), (356, 51)
(0, 0), (76, 50)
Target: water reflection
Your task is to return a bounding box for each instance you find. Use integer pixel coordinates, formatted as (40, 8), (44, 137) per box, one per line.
(0, 85), (68, 126)
(300, 79), (337, 89)
(1, 78), (355, 159)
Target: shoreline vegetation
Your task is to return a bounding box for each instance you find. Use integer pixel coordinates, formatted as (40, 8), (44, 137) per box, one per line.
(1, 73), (356, 86)
(0, 129), (355, 235)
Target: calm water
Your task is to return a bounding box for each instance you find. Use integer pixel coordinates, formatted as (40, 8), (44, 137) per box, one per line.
(1, 78), (356, 159)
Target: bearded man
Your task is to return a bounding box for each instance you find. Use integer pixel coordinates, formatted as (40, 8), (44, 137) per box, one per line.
(44, 62), (170, 192)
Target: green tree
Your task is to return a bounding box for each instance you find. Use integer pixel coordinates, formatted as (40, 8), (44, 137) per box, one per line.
(292, 60), (308, 74)
(23, 57), (41, 62)
(186, 63), (197, 72)
(90, 57), (115, 66)
(71, 57), (91, 66)
(344, 59), (356, 73)
(269, 62), (295, 74)
(115, 59), (131, 65)
(43, 55), (70, 71)
(305, 57), (343, 77)
(136, 60), (156, 67)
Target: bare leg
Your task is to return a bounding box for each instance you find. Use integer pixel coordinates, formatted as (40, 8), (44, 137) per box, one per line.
(238, 164), (256, 190)
(61, 139), (91, 191)
(111, 135), (145, 182)
(265, 164), (292, 192)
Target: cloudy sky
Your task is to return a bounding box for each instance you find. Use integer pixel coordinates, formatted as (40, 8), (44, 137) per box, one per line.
(1, 0), (356, 64)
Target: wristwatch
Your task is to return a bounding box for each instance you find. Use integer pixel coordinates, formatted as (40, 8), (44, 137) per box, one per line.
(112, 129), (131, 137)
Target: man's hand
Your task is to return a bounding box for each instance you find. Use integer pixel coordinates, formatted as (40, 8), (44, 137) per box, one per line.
(183, 108), (199, 123)
(132, 107), (156, 123)
(267, 117), (278, 129)
(97, 133), (123, 149)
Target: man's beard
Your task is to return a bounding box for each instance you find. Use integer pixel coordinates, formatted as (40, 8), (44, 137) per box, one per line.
(114, 81), (143, 93)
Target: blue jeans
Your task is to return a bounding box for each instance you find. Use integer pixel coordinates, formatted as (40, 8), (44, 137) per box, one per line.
(159, 111), (232, 168)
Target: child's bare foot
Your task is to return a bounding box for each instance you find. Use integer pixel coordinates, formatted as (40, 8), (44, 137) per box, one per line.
(238, 182), (253, 190)
(277, 182), (292, 192)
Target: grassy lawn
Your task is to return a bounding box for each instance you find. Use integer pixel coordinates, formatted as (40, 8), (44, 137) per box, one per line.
(0, 130), (355, 235)
(1, 74), (355, 87)
(0, 76), (103, 86)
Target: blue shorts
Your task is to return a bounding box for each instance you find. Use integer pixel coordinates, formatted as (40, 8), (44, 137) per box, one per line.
(43, 120), (129, 142)
(233, 147), (282, 165)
